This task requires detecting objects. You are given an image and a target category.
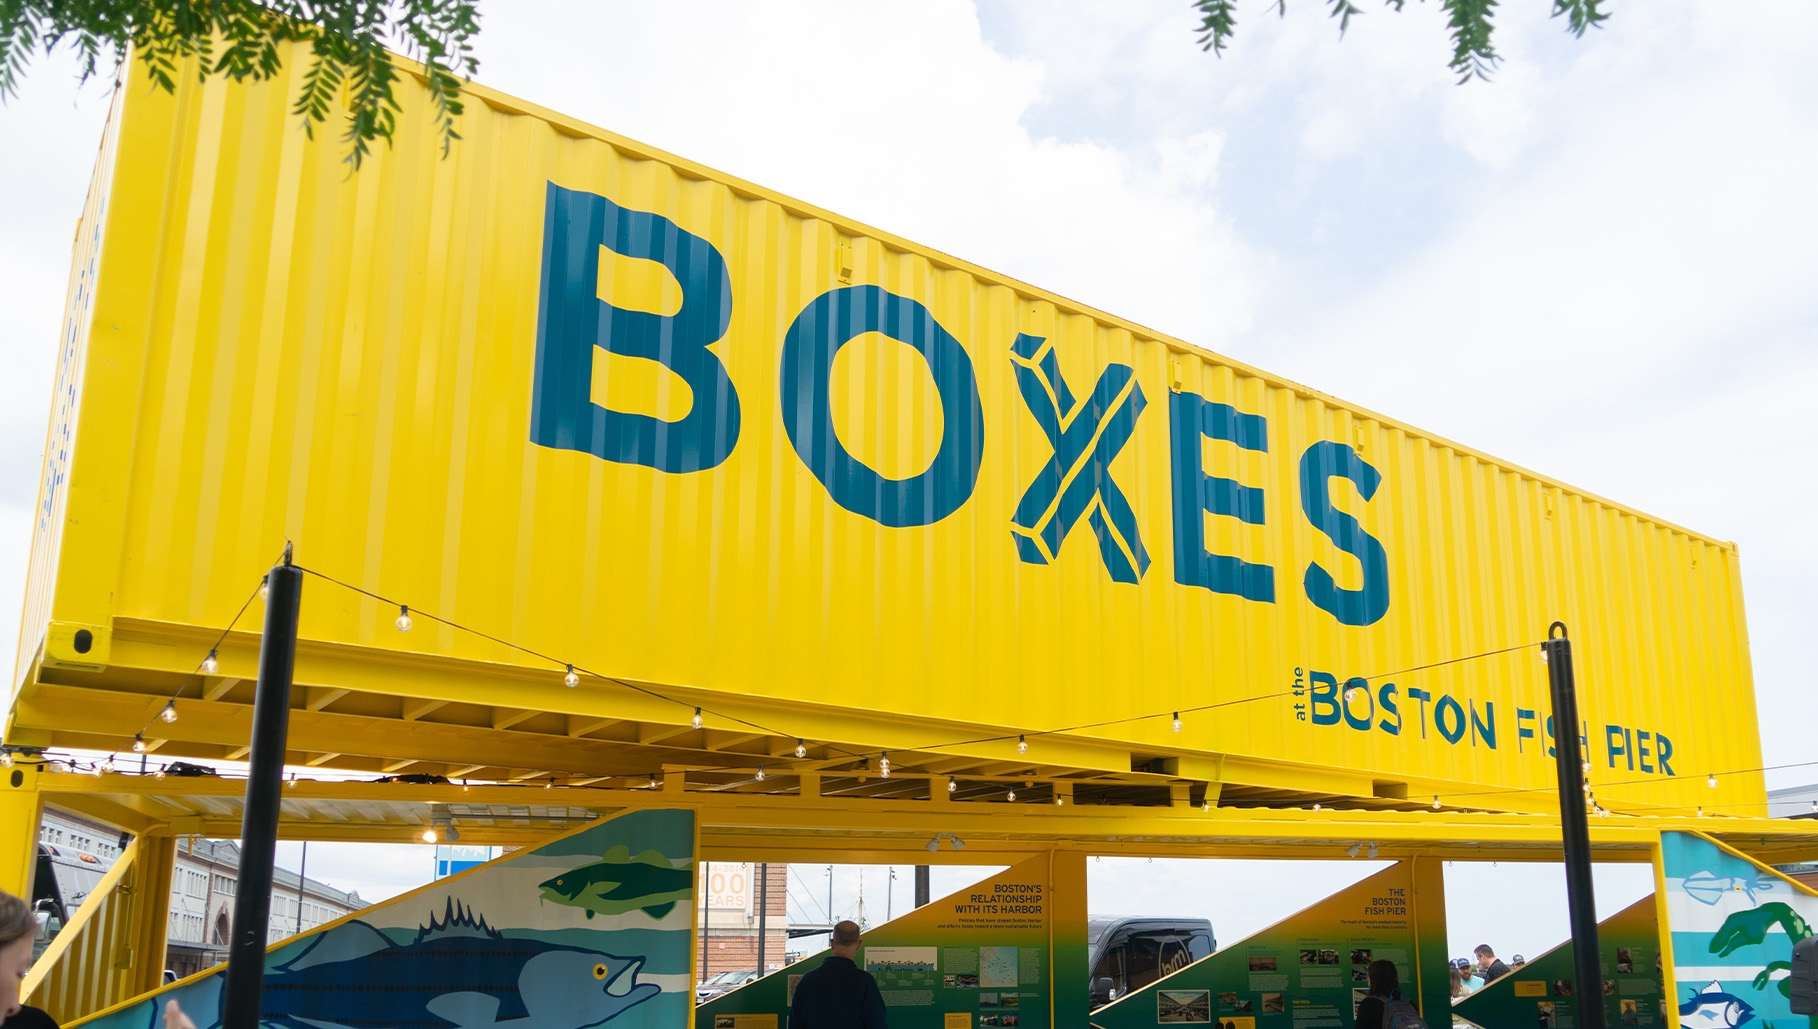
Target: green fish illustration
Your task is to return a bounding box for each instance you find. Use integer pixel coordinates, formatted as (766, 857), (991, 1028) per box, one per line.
(539, 845), (694, 920)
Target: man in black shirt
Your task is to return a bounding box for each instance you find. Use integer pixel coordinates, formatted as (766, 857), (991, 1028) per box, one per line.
(1474, 945), (1512, 983)
(789, 921), (888, 1029)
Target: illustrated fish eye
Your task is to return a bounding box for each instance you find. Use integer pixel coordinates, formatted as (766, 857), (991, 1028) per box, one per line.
(593, 963), (608, 979)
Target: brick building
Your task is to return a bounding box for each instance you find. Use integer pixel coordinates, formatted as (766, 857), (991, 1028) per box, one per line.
(698, 861), (790, 981)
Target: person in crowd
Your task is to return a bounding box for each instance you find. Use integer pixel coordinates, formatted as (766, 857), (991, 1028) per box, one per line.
(1452, 958), (1485, 995)
(1355, 958), (1421, 1029)
(1475, 944), (1512, 982)
(1450, 966), (1467, 1002)
(1511, 955), (1527, 969)
(2, 891), (59, 1029)
(789, 920), (887, 1029)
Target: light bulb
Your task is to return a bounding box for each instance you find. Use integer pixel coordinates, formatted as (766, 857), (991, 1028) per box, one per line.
(1312, 803), (1321, 812)
(691, 707), (703, 729)
(422, 828), (437, 843)
(1696, 806), (1703, 817)
(286, 775), (297, 789)
(947, 777), (956, 793)
(1539, 645), (1548, 665)
(1055, 794), (1064, 806)
(1007, 789), (1017, 801)
(0, 751), (11, 768)
(757, 765), (767, 782)
(258, 576), (270, 601)
(132, 734), (147, 754)
(1707, 773), (1718, 788)
(1201, 800), (1211, 812)
(564, 664), (579, 688)
(1172, 712), (1182, 732)
(795, 739), (807, 759)
(153, 767), (166, 780)
(1017, 735), (1028, 755)
(161, 701), (178, 723)
(1432, 796), (1441, 810)
(1581, 760), (1591, 774)
(462, 782), (469, 792)
(201, 649), (219, 674)
(395, 605), (413, 632)
(544, 780), (553, 790)
(879, 753), (891, 779)
(1344, 687), (1362, 704)
(648, 778), (659, 789)
(100, 755), (115, 773)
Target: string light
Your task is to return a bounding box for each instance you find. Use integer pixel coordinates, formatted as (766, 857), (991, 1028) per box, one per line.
(1054, 794), (1065, 806)
(691, 708), (703, 730)
(160, 700), (178, 724)
(0, 751), (11, 768)
(286, 773), (298, 789)
(421, 827), (437, 843)
(1007, 789), (1016, 802)
(795, 740), (807, 759)
(563, 664), (579, 688)
(879, 753), (891, 779)
(1017, 735), (1028, 755)
(131, 734), (147, 754)
(259, 576), (270, 601)
(1312, 803), (1321, 812)
(395, 605), (413, 632)
(544, 780), (553, 789)
(1696, 806), (1704, 817)
(100, 755), (116, 773)
(1344, 686), (1362, 704)
(946, 776), (957, 793)
(1707, 773), (1718, 788)
(1201, 799), (1211, 812)
(201, 650), (219, 675)
(1432, 796), (1441, 809)
(648, 778), (659, 789)
(1172, 712), (1182, 732)
(153, 767), (166, 781)
(757, 765), (767, 782)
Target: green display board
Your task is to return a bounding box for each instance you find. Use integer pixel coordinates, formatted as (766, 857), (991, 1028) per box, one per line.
(1454, 895), (1665, 1029)
(1091, 860), (1449, 1029)
(698, 851), (1088, 1029)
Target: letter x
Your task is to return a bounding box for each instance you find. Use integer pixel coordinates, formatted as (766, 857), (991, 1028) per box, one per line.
(1009, 333), (1149, 583)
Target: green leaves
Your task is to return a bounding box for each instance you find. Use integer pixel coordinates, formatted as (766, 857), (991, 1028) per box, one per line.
(0, 0), (481, 168)
(1189, 0), (1609, 79)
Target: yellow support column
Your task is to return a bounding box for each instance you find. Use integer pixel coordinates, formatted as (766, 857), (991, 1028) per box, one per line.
(0, 761), (45, 898)
(122, 834), (176, 999)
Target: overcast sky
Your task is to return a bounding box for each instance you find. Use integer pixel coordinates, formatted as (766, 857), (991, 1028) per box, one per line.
(1, 0), (1811, 967)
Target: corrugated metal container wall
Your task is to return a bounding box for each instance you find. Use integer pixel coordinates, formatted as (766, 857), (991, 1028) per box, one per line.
(15, 49), (1761, 812)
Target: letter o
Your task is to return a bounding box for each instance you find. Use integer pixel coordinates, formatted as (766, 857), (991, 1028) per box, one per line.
(1341, 676), (1374, 731)
(1435, 695), (1467, 744)
(780, 285), (985, 527)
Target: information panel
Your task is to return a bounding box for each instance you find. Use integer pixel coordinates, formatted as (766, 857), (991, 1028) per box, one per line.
(1091, 860), (1448, 1029)
(1455, 895), (1665, 1029)
(698, 852), (1087, 1029)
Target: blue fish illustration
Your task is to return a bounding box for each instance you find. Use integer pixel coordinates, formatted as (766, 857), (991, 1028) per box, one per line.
(224, 899), (660, 1029)
(1678, 981), (1756, 1029)
(1682, 870), (1778, 906)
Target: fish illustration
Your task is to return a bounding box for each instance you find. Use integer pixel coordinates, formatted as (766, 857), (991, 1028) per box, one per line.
(1678, 981), (1756, 1029)
(538, 845), (693, 920)
(1682, 870), (1778, 906)
(211, 899), (661, 1029)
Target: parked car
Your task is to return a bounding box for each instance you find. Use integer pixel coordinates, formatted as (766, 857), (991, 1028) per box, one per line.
(1087, 915), (1215, 1009)
(697, 967), (761, 1003)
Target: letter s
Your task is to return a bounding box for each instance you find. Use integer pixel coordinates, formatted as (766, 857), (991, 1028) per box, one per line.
(1299, 441), (1390, 626)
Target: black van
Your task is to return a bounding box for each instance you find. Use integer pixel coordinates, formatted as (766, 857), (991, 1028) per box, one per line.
(1088, 915), (1215, 1008)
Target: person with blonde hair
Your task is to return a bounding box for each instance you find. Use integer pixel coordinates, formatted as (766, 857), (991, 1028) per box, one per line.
(2, 890), (59, 1029)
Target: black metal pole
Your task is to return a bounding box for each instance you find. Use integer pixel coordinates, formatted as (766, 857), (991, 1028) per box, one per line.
(1546, 622), (1606, 1029)
(221, 554), (302, 1029)
(757, 863), (768, 975)
(914, 865), (930, 908)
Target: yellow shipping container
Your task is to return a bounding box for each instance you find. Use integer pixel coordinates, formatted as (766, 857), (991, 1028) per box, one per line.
(5, 52), (1762, 815)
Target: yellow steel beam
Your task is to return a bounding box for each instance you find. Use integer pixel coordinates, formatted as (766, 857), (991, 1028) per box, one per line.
(202, 677), (242, 702)
(306, 687), (350, 711)
(29, 773), (1818, 864)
